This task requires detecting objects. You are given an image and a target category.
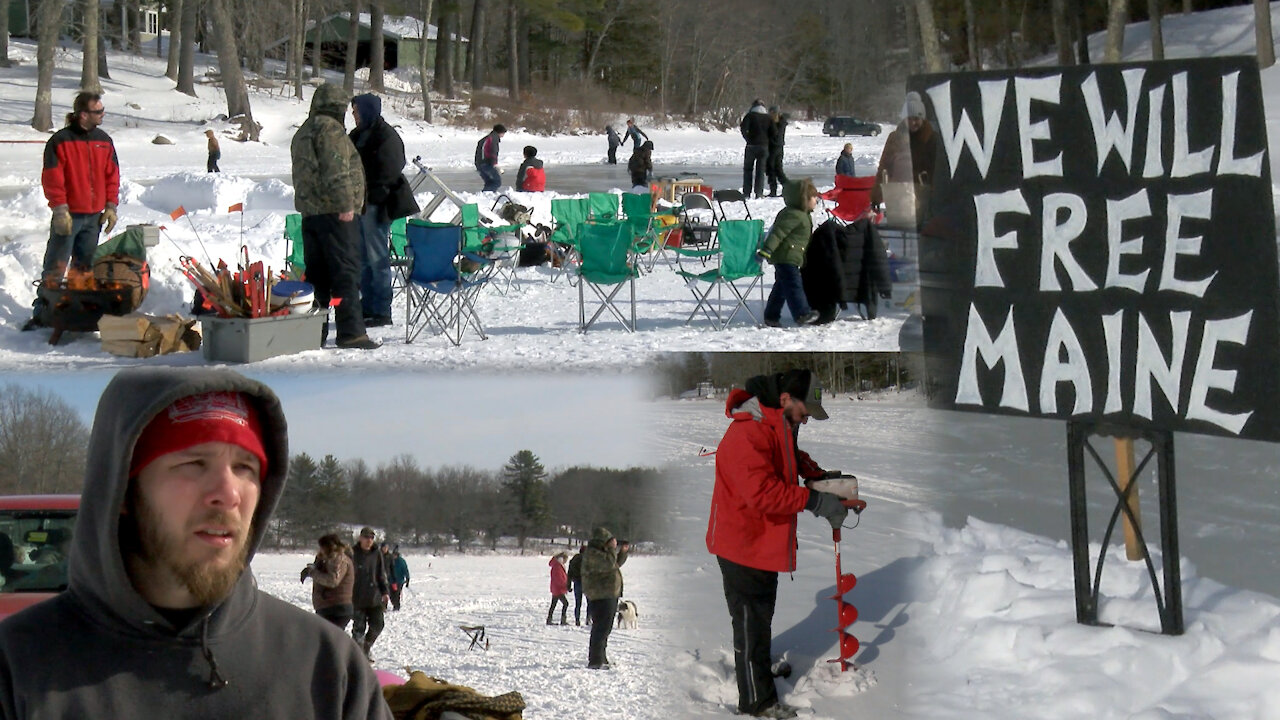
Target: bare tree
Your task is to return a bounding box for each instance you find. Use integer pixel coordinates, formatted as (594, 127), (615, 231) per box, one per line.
(964, 0), (980, 70)
(82, 0), (102, 92)
(291, 0), (307, 98)
(1184, 0), (1192, 13)
(206, 0), (259, 140)
(1103, 0), (1128, 63)
(177, 0), (201, 96)
(0, 385), (90, 495)
(435, 1), (455, 97)
(506, 0), (518, 99)
(420, 0), (434, 121)
(166, 0), (183, 79)
(1148, 0), (1164, 61)
(914, 0), (944, 72)
(0, 0), (11, 67)
(369, 0), (385, 92)
(344, 0), (361, 95)
(1256, 0), (1275, 68)
(469, 0), (486, 89)
(584, 0), (626, 82)
(1052, 0), (1073, 64)
(32, 0), (63, 132)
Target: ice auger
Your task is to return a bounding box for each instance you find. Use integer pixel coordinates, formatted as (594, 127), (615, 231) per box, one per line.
(809, 474), (865, 672)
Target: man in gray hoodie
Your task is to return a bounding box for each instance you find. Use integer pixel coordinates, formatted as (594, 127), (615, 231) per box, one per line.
(0, 367), (392, 720)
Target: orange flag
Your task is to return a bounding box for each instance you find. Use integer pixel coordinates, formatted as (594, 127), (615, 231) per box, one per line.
(227, 203), (244, 213)
(169, 206), (186, 220)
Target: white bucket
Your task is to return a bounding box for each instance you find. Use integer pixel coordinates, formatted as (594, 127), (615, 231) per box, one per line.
(269, 281), (315, 315)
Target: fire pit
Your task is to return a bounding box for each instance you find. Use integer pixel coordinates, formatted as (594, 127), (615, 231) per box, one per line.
(35, 280), (134, 345)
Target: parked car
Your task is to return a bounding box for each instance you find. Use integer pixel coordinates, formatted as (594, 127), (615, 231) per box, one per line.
(0, 494), (79, 622)
(823, 116), (882, 137)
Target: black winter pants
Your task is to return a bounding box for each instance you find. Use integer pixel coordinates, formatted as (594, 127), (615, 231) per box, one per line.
(586, 597), (619, 667)
(301, 213), (367, 344)
(766, 148), (788, 193)
(547, 594), (569, 624)
(352, 604), (386, 648)
(317, 604), (352, 632)
(717, 555), (779, 715)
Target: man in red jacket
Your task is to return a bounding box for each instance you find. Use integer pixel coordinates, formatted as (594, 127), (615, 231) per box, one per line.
(706, 368), (848, 719)
(25, 92), (121, 330)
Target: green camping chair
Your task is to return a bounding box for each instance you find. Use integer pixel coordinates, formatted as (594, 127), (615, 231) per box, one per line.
(588, 192), (620, 223)
(577, 221), (639, 333)
(283, 213), (305, 279)
(548, 197), (591, 285)
(390, 216), (410, 300)
(674, 218), (765, 329)
(621, 192), (669, 271)
(459, 203), (523, 294)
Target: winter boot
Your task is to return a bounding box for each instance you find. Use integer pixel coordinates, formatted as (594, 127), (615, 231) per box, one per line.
(361, 639), (374, 661)
(320, 321), (329, 347)
(752, 703), (799, 719)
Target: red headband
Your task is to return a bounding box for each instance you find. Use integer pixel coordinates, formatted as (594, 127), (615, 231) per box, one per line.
(130, 392), (268, 479)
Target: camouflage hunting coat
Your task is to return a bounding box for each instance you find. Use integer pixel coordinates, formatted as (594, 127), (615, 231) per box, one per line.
(291, 83), (365, 217)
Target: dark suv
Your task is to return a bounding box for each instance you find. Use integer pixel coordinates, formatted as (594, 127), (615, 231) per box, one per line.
(823, 116), (882, 137)
(0, 495), (78, 621)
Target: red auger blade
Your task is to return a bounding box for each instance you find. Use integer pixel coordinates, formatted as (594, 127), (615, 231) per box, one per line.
(834, 599), (858, 629)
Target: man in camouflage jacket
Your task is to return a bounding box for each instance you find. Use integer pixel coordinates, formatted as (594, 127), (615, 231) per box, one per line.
(290, 82), (378, 350)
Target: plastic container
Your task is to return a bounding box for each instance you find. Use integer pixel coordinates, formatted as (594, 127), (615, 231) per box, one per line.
(201, 311), (325, 363)
(269, 280), (315, 315)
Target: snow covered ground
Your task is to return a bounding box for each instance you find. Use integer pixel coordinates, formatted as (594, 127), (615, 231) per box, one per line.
(0, 38), (903, 370)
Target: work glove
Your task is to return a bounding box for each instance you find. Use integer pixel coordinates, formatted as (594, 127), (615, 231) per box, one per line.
(300, 563), (314, 583)
(806, 489), (849, 529)
(51, 207), (72, 236)
(756, 246), (773, 264)
(822, 469), (847, 479)
(99, 203), (118, 235)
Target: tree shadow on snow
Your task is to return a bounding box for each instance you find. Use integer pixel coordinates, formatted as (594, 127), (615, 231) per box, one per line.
(773, 555), (924, 678)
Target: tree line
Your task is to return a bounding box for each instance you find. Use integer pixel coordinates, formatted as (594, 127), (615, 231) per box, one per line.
(653, 352), (921, 400)
(7, 1), (1270, 139)
(270, 447), (673, 552)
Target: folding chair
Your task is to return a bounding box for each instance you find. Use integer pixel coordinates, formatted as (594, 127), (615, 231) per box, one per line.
(458, 203), (523, 295)
(820, 174), (878, 223)
(404, 221), (490, 345)
(458, 625), (489, 651)
(283, 213), (306, 279)
(621, 192), (666, 271)
(712, 189), (754, 222)
(675, 218), (766, 329)
(676, 191), (718, 260)
(577, 222), (639, 333)
(548, 197), (591, 284)
(588, 192), (620, 223)
(389, 216), (410, 300)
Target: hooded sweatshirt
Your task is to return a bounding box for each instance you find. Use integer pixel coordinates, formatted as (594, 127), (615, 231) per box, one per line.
(0, 367), (391, 720)
(291, 82), (366, 217)
(349, 93), (407, 207)
(706, 374), (822, 573)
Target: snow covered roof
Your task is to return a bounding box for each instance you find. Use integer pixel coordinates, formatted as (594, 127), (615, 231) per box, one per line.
(351, 13), (468, 43)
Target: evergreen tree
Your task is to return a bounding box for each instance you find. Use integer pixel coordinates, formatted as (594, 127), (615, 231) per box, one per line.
(501, 449), (551, 552)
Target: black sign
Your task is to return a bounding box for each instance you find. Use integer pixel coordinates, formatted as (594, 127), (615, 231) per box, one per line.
(917, 56), (1280, 442)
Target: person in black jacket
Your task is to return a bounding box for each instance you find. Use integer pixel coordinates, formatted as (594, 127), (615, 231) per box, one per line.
(350, 526), (389, 660)
(605, 125), (621, 165)
(740, 99), (772, 199)
(350, 94), (405, 328)
(567, 544), (586, 626)
(628, 140), (654, 189)
(765, 107), (789, 197)
(802, 218), (893, 324)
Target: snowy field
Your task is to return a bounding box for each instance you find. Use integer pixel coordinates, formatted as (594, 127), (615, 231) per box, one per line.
(255, 552), (688, 720)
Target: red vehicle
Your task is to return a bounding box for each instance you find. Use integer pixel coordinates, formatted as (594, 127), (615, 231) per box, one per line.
(0, 495), (79, 622)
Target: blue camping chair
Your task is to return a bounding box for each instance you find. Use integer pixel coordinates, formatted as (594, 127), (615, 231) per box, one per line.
(404, 221), (491, 345)
(577, 221), (639, 333)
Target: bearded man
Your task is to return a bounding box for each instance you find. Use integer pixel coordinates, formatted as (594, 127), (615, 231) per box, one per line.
(0, 367), (392, 720)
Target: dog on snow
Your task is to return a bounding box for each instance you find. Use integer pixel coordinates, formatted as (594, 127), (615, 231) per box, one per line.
(615, 599), (638, 629)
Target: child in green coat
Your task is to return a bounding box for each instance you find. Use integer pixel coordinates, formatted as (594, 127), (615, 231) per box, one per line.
(759, 179), (820, 326)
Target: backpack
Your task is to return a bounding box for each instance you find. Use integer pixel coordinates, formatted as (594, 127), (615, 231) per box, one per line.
(93, 253), (150, 312)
